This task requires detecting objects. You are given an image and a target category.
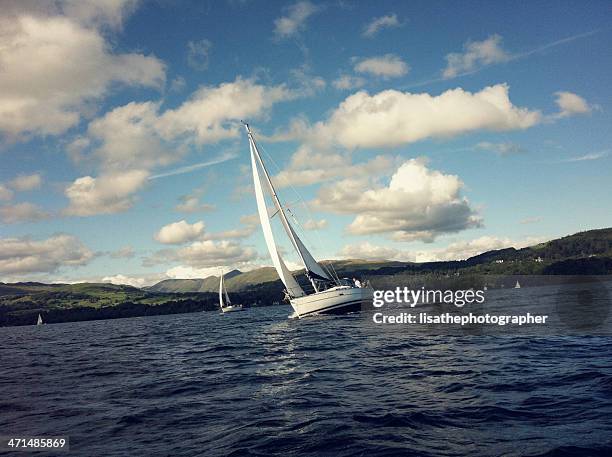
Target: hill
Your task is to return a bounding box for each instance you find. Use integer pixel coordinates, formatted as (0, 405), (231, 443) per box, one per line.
(1, 227), (611, 327)
(148, 228), (612, 293)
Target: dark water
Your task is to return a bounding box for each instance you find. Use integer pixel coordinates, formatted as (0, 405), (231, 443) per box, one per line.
(2, 291), (612, 456)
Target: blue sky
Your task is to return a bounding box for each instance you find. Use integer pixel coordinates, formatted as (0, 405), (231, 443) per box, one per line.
(1, 0), (611, 286)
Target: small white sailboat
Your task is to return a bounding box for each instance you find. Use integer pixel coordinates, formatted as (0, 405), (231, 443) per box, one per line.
(244, 123), (373, 318)
(219, 271), (243, 313)
(514, 280), (521, 289)
(36, 314), (43, 325)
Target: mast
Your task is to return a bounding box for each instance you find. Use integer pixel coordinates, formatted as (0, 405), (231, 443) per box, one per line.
(219, 272), (224, 308)
(245, 123), (331, 292)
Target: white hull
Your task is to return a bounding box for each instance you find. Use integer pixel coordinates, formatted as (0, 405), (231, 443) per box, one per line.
(221, 305), (244, 313)
(290, 286), (373, 318)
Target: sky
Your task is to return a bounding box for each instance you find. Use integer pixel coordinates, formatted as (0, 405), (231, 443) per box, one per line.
(1, 0), (611, 287)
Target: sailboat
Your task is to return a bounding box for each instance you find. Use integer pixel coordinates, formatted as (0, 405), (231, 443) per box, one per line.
(219, 271), (243, 313)
(244, 123), (374, 318)
(36, 314), (43, 325)
(514, 280), (521, 289)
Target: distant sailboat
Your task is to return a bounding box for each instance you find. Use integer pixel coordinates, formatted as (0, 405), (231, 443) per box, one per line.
(515, 280), (521, 289)
(36, 314), (43, 325)
(219, 271), (243, 313)
(244, 122), (373, 318)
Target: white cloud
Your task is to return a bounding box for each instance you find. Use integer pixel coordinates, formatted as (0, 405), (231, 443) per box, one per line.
(165, 265), (221, 280)
(476, 141), (525, 155)
(304, 84), (540, 149)
(303, 219), (328, 230)
(66, 77), (300, 216)
(339, 242), (401, 260)
(412, 235), (548, 262)
(147, 239), (258, 269)
(85, 101), (180, 172)
(362, 14), (401, 37)
(175, 195), (215, 213)
(560, 150), (609, 162)
(175, 240), (257, 268)
(443, 34), (510, 79)
(313, 158), (481, 241)
(332, 75), (366, 90)
(0, 7), (165, 137)
(554, 91), (592, 118)
(9, 173), (43, 191)
(354, 54), (409, 78)
(155, 220), (205, 244)
(64, 169), (149, 216)
(273, 1), (319, 39)
(339, 235), (549, 263)
(0, 202), (49, 224)
(0, 185), (14, 201)
(109, 245), (135, 259)
(0, 234), (94, 275)
(156, 77), (294, 144)
(187, 39), (212, 71)
(274, 144), (397, 188)
(204, 227), (256, 240)
(102, 274), (148, 288)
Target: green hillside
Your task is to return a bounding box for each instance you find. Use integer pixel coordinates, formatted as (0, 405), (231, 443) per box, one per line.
(2, 227), (610, 327)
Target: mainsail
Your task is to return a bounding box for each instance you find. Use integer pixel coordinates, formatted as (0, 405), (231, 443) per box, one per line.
(249, 134), (305, 297)
(246, 124), (333, 296)
(219, 274), (224, 307)
(219, 273), (232, 307)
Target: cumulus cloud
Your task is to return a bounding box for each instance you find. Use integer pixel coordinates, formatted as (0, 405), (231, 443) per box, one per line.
(145, 240), (257, 269)
(313, 158), (482, 241)
(339, 242), (401, 260)
(9, 173), (43, 191)
(0, 4), (165, 138)
(443, 34), (510, 79)
(187, 39), (212, 71)
(0, 234), (94, 275)
(332, 75), (366, 90)
(0, 202), (49, 224)
(157, 77), (294, 144)
(273, 1), (319, 39)
(273, 144), (397, 188)
(64, 76), (301, 216)
(177, 240), (257, 267)
(553, 91), (592, 118)
(303, 219), (328, 230)
(362, 13), (401, 37)
(354, 54), (409, 78)
(204, 227), (256, 240)
(412, 235), (548, 262)
(102, 274), (147, 288)
(109, 245), (135, 259)
(64, 169), (149, 216)
(302, 84), (540, 149)
(175, 194), (215, 213)
(0, 185), (14, 201)
(155, 220), (205, 244)
(339, 235), (549, 263)
(83, 101), (180, 172)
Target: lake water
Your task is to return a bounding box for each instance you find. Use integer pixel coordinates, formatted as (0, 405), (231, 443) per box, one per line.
(2, 285), (612, 456)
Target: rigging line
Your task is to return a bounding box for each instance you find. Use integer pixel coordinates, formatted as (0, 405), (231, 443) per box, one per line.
(256, 139), (339, 283)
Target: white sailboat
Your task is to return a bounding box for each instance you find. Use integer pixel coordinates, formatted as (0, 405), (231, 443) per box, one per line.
(36, 313), (43, 325)
(514, 280), (521, 289)
(244, 123), (373, 318)
(219, 271), (243, 313)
